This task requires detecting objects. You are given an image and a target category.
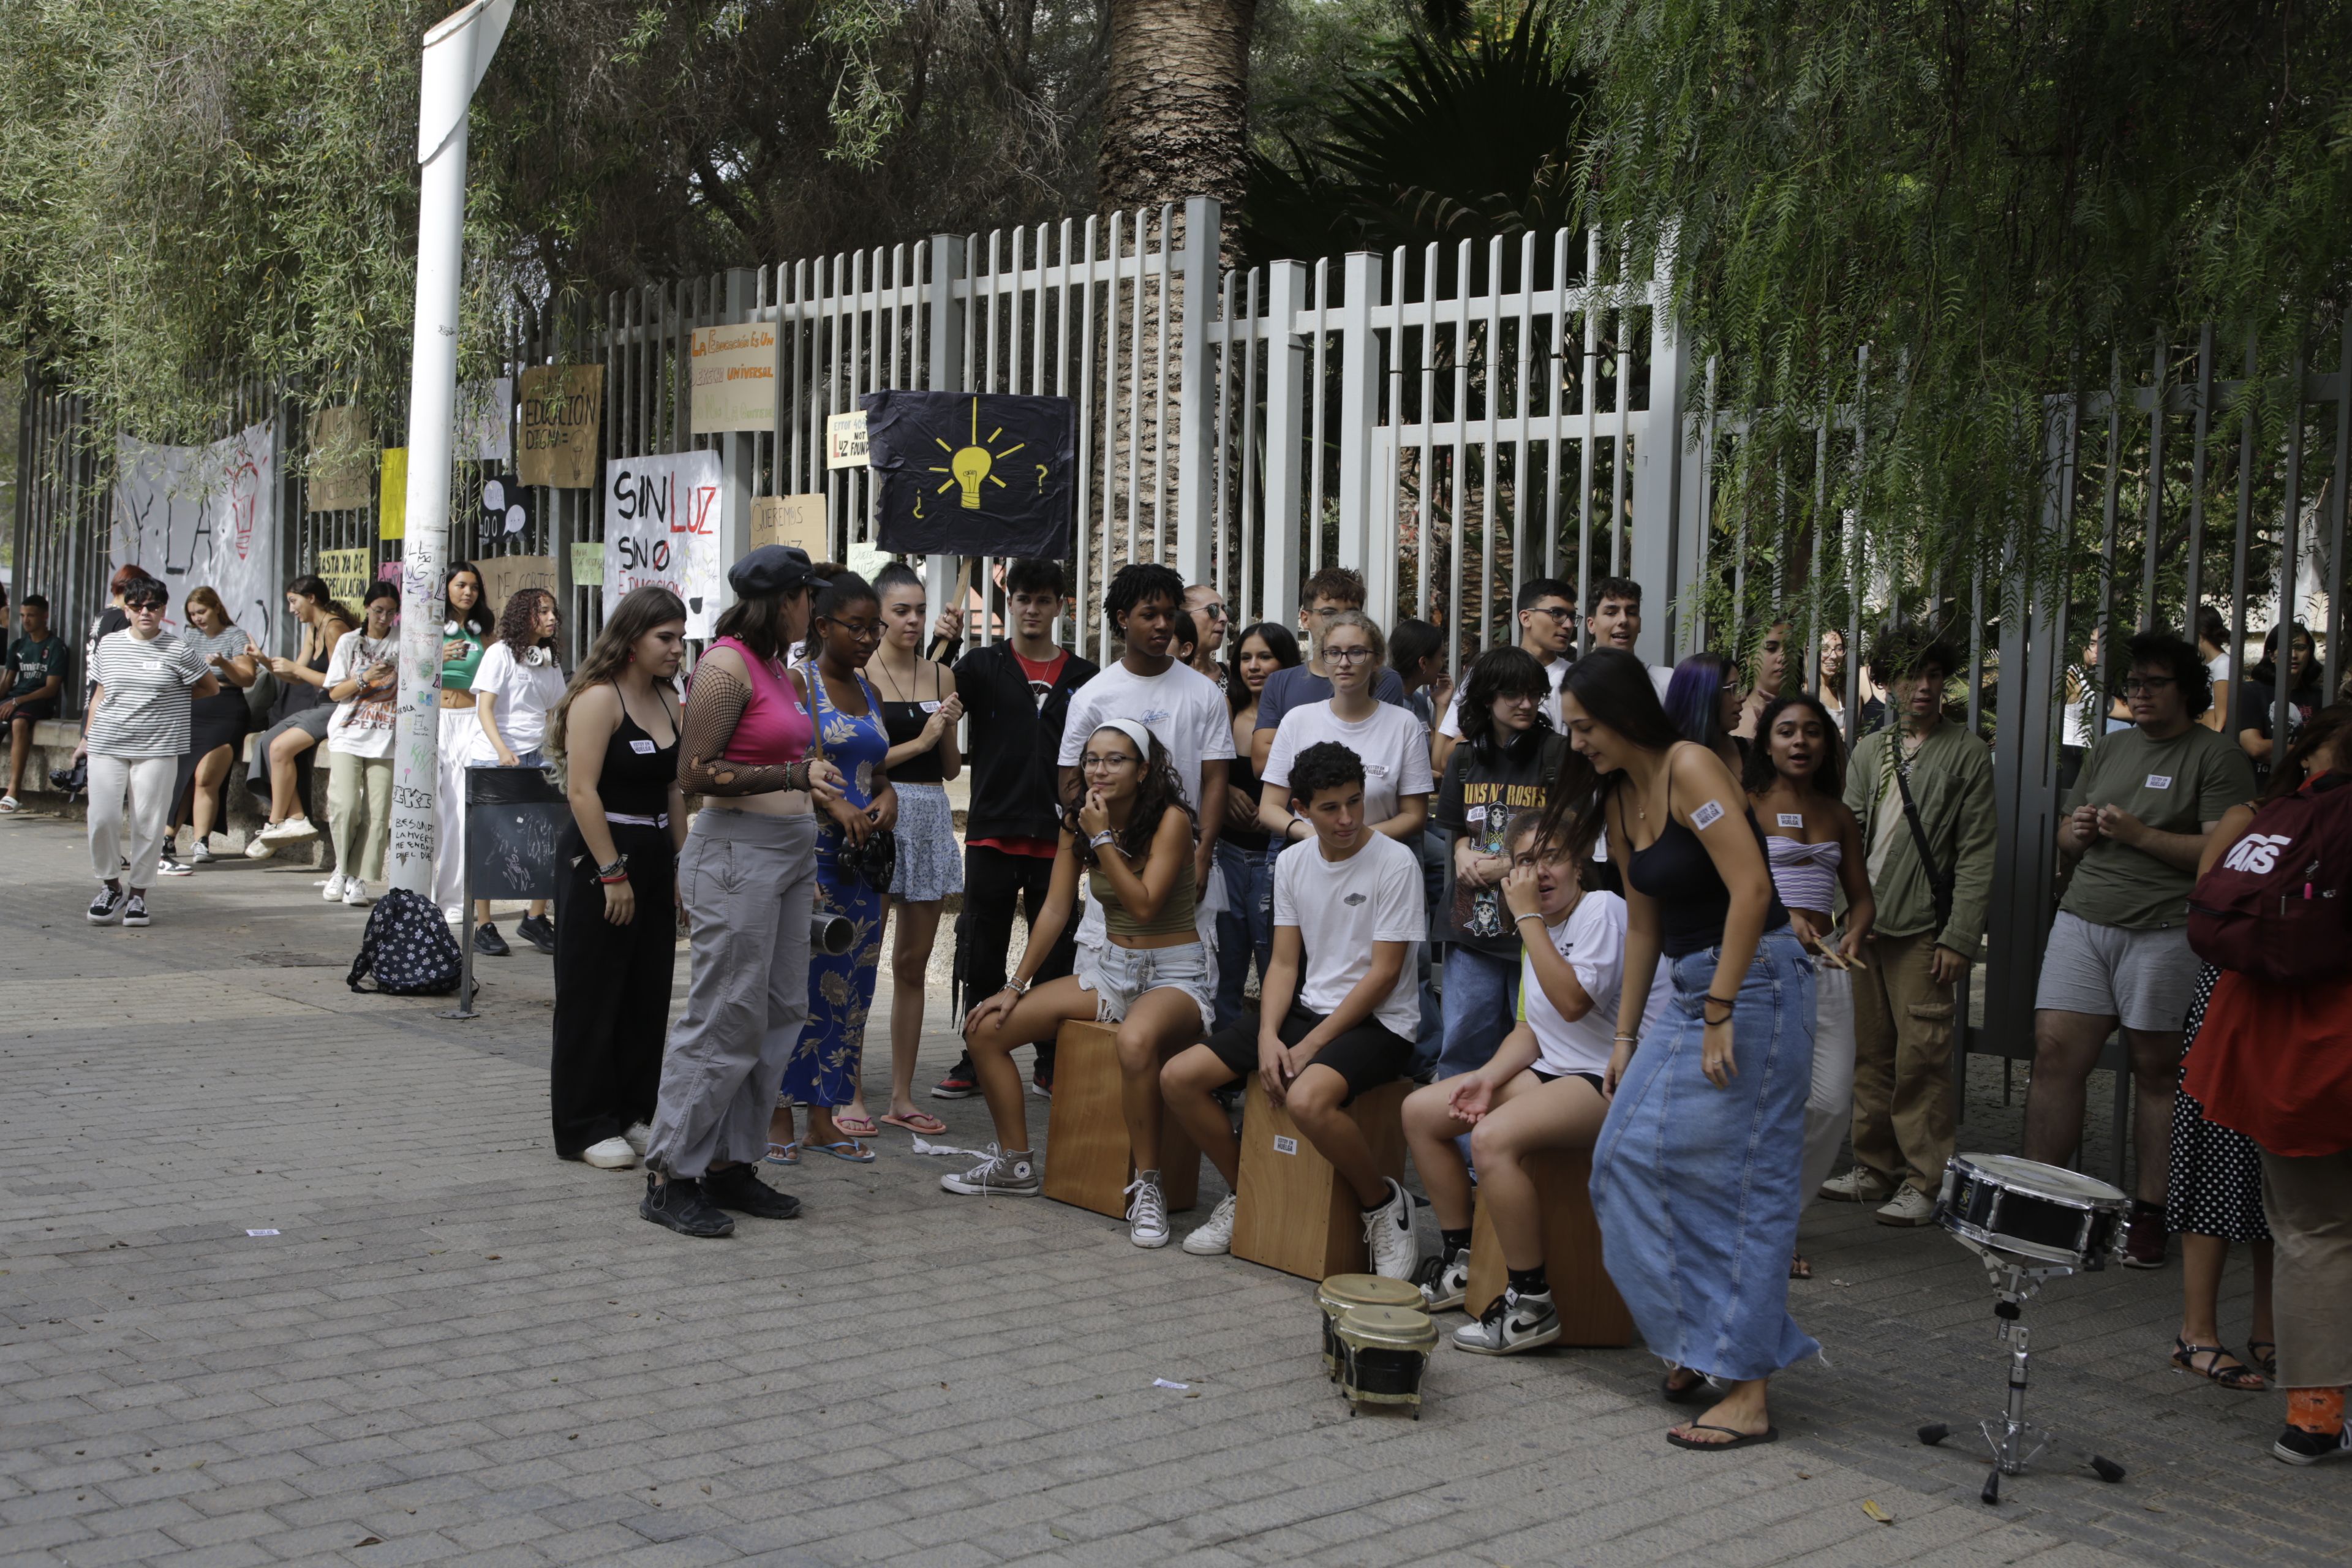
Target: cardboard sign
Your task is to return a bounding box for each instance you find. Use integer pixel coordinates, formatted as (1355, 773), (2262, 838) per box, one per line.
(317, 548), (372, 607)
(517, 364), (603, 488)
(378, 447), (407, 540)
(570, 540), (603, 587)
(604, 450), (724, 637)
(751, 494), (827, 556)
(691, 324), (777, 435)
(473, 554), (557, 619)
(826, 410), (869, 468)
(305, 406), (372, 513)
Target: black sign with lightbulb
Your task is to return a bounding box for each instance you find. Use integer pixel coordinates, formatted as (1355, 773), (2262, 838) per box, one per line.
(862, 390), (1077, 559)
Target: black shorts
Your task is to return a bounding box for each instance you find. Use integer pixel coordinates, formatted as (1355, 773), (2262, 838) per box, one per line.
(4, 698), (56, 725)
(1202, 1002), (1413, 1104)
(1531, 1067), (1606, 1095)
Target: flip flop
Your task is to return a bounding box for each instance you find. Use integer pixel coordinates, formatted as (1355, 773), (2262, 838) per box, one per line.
(833, 1113), (880, 1137)
(880, 1110), (948, 1136)
(1666, 1423), (1778, 1452)
(1662, 1368), (1710, 1405)
(765, 1141), (801, 1166)
(805, 1139), (876, 1164)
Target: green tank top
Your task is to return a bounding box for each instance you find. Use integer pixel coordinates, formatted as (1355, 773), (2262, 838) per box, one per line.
(440, 625), (486, 691)
(1091, 854), (1198, 940)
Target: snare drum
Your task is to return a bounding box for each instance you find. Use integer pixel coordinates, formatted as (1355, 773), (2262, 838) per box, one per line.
(1935, 1153), (2129, 1268)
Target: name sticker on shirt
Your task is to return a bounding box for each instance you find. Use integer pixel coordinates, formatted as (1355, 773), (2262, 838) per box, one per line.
(2145, 774), (2174, 790)
(1365, 761), (1392, 777)
(629, 739), (657, 755)
(1691, 799), (1725, 831)
(1777, 812), (1804, 828)
(919, 700), (943, 714)
(141, 659), (163, 673)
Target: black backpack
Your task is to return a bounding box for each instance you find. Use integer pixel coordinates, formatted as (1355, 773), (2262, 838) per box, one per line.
(347, 887), (465, 995)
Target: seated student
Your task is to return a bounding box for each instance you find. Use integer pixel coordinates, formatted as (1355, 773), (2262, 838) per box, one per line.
(1402, 811), (1624, 1353)
(1162, 741), (1426, 1279)
(940, 720), (1214, 1249)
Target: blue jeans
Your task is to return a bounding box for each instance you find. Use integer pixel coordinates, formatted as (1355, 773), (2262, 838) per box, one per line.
(1434, 945), (1520, 1080)
(1213, 840), (1275, 1033)
(1591, 926), (1819, 1381)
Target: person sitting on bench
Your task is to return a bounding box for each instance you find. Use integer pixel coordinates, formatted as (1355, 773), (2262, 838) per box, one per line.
(1402, 809), (1626, 1353)
(1162, 740), (1426, 1279)
(940, 720), (1213, 1248)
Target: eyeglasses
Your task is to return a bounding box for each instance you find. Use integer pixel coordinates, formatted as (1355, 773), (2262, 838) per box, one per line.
(1325, 646), (1376, 665)
(1525, 605), (1574, 624)
(827, 619), (883, 639)
(2123, 676), (2177, 694)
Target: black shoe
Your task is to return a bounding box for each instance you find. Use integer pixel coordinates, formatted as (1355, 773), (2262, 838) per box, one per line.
(639, 1174), (734, 1237)
(2274, 1423), (2352, 1466)
(87, 886), (126, 925)
(931, 1055), (979, 1099)
(703, 1164), (802, 1220)
(1030, 1065), (1054, 1099)
(515, 913), (556, 954)
(122, 892), (150, 927)
(473, 921), (511, 957)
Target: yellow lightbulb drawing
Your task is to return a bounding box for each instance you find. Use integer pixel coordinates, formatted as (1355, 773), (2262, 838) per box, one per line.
(929, 398), (1025, 513)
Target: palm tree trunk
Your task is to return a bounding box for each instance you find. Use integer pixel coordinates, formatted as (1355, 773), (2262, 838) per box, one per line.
(1096, 0), (1256, 213)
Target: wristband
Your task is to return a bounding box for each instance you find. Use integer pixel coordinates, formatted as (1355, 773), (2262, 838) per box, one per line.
(1513, 911), (1547, 929)
(595, 856), (628, 880)
(1088, 829), (1117, 851)
(1002, 976), (1031, 995)
(597, 870), (631, 886)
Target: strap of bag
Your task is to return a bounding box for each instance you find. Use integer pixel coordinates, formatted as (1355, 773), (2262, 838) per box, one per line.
(1889, 741), (1956, 933)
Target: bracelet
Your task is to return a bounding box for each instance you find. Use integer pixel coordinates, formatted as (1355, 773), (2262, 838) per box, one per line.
(1088, 829), (1117, 850)
(1513, 911), (1547, 928)
(595, 856), (628, 880)
(1002, 977), (1031, 995)
(1612, 1033), (1638, 1044)
(597, 870), (631, 886)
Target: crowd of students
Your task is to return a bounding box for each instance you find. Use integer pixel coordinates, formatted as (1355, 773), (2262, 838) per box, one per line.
(21, 544), (2347, 1469)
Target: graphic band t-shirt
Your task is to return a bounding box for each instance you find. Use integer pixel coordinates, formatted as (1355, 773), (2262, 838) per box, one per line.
(1436, 655), (1567, 737)
(1055, 658), (1234, 812)
(1434, 730), (1567, 956)
(1520, 891), (1629, 1079)
(83, 606), (129, 699)
(1255, 663), (1408, 736)
(1273, 830), (1426, 1039)
(85, 630), (209, 758)
(325, 631), (399, 758)
(2234, 678), (2322, 789)
(6, 633), (69, 704)
(1261, 700), (1434, 826)
(968, 647), (1077, 859)
(2059, 723), (2258, 929)
(468, 640), (568, 762)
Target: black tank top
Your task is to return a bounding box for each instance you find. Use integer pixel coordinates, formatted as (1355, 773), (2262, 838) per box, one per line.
(1625, 752), (1790, 958)
(1225, 723), (1268, 850)
(876, 664), (948, 784)
(600, 690), (679, 816)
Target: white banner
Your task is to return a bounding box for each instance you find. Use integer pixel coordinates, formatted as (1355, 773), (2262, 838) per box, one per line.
(111, 424), (282, 653)
(605, 450), (725, 638)
(455, 377), (513, 463)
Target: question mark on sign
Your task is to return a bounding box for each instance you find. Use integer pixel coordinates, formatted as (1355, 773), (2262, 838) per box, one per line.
(1036, 464), (1048, 492)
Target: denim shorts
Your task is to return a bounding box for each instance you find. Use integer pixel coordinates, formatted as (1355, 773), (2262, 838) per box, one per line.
(1076, 939), (1215, 1036)
(2034, 911), (2197, 1032)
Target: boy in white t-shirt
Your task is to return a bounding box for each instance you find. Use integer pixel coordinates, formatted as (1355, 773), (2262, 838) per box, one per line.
(1401, 810), (1627, 1354)
(1161, 741), (1426, 1279)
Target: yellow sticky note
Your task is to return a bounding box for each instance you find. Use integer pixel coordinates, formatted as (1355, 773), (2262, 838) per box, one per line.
(378, 447), (407, 540)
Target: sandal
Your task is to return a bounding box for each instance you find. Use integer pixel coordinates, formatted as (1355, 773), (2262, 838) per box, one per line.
(764, 1142), (800, 1166)
(832, 1112), (880, 1138)
(805, 1139), (876, 1164)
(880, 1110), (948, 1136)
(1789, 1253), (1812, 1280)
(2171, 1337), (2265, 1390)
(1666, 1422), (1778, 1452)
(2247, 1340), (2278, 1380)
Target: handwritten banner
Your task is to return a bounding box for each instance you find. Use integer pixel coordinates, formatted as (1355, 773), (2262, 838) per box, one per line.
(691, 324), (776, 435)
(473, 554), (558, 620)
(516, 364), (603, 488)
(605, 450), (724, 637)
(751, 494), (827, 557)
(570, 540), (603, 587)
(305, 406), (372, 513)
(318, 548), (372, 607)
(826, 410), (869, 469)
(110, 424), (282, 653)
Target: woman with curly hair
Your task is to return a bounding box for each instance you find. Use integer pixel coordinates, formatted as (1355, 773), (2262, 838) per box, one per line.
(466, 587), (565, 955)
(940, 720), (1211, 1250)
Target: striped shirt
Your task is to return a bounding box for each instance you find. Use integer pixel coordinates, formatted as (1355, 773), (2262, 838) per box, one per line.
(86, 630), (209, 758)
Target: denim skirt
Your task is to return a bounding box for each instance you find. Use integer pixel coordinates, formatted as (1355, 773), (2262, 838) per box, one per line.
(1591, 924), (1820, 1382)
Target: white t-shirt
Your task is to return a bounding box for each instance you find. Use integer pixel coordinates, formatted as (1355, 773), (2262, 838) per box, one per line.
(1055, 658), (1234, 812)
(1273, 831), (1425, 1039)
(469, 641), (567, 762)
(1519, 892), (1627, 1078)
(1262, 700), (1434, 824)
(1438, 654), (1567, 737)
(324, 632), (399, 759)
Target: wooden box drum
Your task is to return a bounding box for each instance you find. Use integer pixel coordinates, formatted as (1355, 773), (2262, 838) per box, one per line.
(1934, 1153), (2129, 1269)
(1314, 1273), (1424, 1378)
(1333, 1305), (1438, 1416)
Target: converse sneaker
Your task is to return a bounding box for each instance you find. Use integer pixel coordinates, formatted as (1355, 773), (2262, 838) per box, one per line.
(639, 1174), (733, 1238)
(1182, 1193), (1238, 1255)
(2274, 1423), (2352, 1466)
(1452, 1288), (1561, 1355)
(320, 873), (347, 902)
(121, 892), (150, 927)
(1875, 1185), (1937, 1227)
(938, 1145), (1041, 1197)
(1363, 1177), (1421, 1280)
(1416, 1251), (1471, 1313)
(86, 885), (126, 925)
(1124, 1174), (1170, 1248)
(581, 1136), (638, 1169)
(2121, 1207), (2169, 1270)
(703, 1163), (802, 1219)
(1820, 1166), (1894, 1204)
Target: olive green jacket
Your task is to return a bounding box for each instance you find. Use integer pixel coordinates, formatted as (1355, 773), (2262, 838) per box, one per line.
(1842, 721), (1999, 955)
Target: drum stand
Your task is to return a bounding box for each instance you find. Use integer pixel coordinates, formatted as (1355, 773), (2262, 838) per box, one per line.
(1919, 1240), (2127, 1505)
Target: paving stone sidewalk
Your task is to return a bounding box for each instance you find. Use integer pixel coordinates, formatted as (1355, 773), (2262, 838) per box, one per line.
(0, 812), (2340, 1568)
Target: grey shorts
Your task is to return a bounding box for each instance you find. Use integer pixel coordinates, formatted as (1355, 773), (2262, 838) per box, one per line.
(1075, 939), (1215, 1037)
(2034, 911), (2198, 1033)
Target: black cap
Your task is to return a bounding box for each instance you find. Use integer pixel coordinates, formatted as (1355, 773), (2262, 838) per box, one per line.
(728, 545), (830, 598)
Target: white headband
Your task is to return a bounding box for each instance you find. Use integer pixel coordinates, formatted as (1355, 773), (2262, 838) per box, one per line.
(1093, 718), (1156, 761)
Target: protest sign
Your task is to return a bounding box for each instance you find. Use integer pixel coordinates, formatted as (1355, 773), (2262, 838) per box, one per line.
(305, 406), (372, 513)
(474, 554), (557, 618)
(692, 324), (777, 435)
(864, 391), (1076, 558)
(604, 450), (724, 636)
(111, 424), (282, 650)
(378, 448), (407, 540)
(318, 548), (372, 606)
(516, 364), (603, 488)
(751, 494), (826, 557)
(570, 541), (603, 586)
(826, 410), (869, 468)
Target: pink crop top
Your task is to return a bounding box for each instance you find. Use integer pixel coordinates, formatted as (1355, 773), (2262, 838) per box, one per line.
(712, 636), (815, 767)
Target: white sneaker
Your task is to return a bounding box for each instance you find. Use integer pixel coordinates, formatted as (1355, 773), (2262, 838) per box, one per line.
(1182, 1193), (1238, 1255)
(1363, 1177), (1422, 1280)
(1819, 1166), (1894, 1204)
(1124, 1174), (1170, 1248)
(1417, 1252), (1471, 1313)
(342, 882), (372, 907)
(189, 840), (216, 864)
(1876, 1185), (1937, 1227)
(623, 1122), (653, 1156)
(582, 1136), (639, 1169)
(1452, 1288), (1561, 1355)
(258, 815), (318, 845)
(320, 873), (346, 902)
(244, 835), (276, 860)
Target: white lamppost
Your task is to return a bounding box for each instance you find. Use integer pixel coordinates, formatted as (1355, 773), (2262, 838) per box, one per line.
(387, 0), (514, 895)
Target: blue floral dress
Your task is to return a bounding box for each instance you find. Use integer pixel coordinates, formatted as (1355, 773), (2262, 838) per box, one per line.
(780, 666), (890, 1110)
